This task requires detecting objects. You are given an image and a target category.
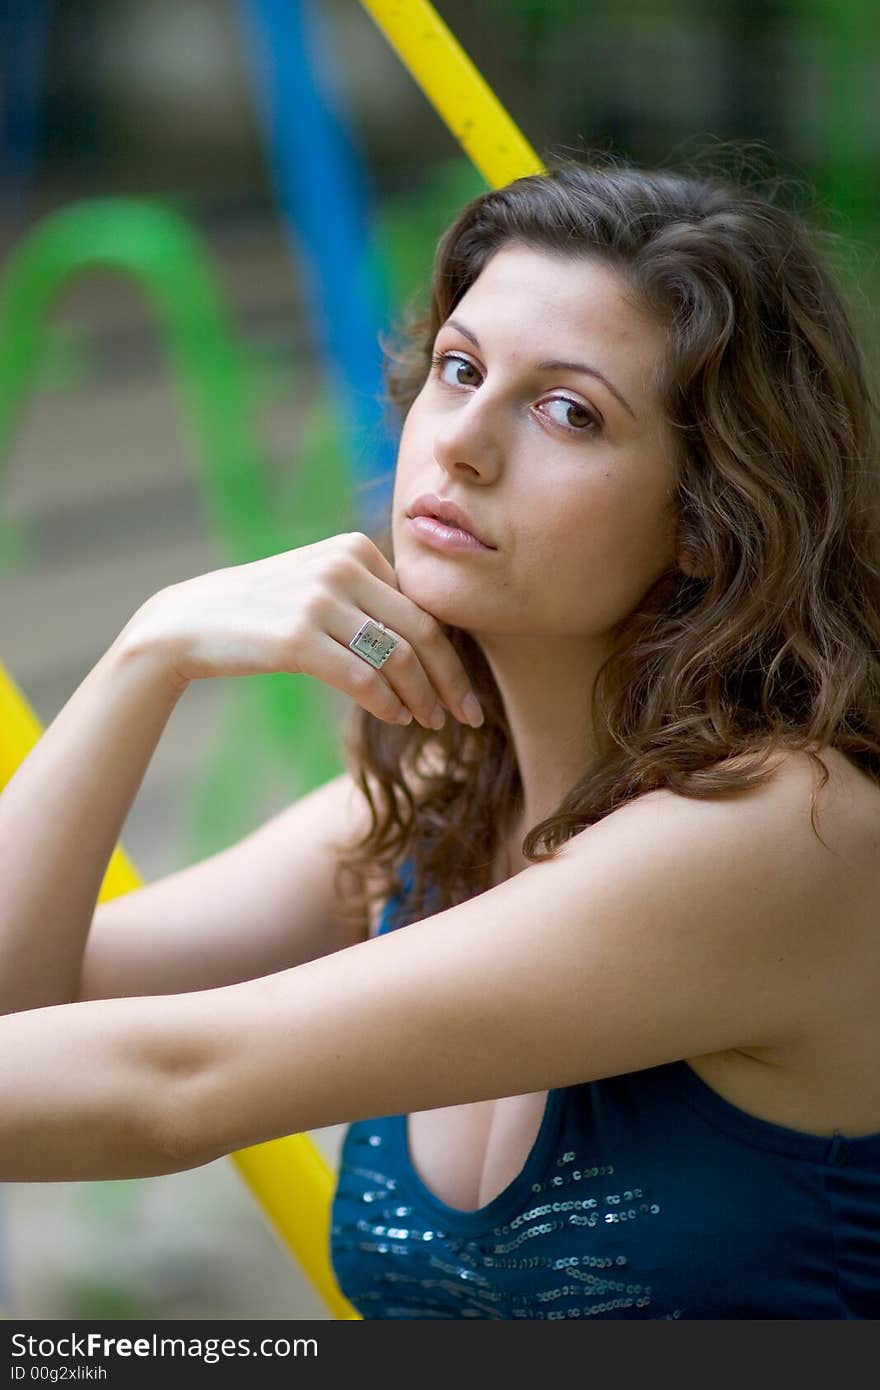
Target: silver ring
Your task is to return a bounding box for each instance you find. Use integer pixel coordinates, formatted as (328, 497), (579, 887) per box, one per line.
(349, 617), (399, 670)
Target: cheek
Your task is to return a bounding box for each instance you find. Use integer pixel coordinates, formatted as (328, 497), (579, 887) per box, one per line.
(584, 482), (679, 612)
(392, 412), (426, 496)
(519, 475), (625, 558)
(519, 473), (675, 589)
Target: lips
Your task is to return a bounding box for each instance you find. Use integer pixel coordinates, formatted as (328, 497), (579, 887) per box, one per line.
(406, 494), (495, 548)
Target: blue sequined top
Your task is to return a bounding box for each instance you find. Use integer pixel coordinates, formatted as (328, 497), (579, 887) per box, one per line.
(330, 862), (880, 1319)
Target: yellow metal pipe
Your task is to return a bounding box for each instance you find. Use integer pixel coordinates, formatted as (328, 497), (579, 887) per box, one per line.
(357, 0), (546, 186)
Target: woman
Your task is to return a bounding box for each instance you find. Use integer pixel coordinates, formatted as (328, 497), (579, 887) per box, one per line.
(1, 155), (879, 1319)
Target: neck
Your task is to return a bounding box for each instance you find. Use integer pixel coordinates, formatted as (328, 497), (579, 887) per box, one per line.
(471, 627), (612, 850)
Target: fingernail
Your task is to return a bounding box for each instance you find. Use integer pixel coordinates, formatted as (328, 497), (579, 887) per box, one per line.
(461, 691), (484, 727)
(396, 708), (413, 725)
(429, 702), (446, 729)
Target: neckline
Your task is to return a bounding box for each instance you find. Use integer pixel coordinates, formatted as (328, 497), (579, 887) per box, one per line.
(395, 1087), (567, 1230)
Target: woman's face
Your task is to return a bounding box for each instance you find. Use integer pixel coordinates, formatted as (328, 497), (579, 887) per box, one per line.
(391, 243), (681, 641)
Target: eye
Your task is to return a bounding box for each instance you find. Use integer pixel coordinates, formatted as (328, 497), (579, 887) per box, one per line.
(430, 351), (480, 387)
(540, 397), (603, 435)
(430, 351), (603, 437)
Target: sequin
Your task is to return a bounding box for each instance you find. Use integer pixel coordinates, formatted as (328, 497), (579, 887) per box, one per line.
(329, 1087), (672, 1319)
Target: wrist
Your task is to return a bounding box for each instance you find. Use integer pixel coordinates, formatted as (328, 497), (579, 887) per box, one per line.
(111, 593), (191, 700)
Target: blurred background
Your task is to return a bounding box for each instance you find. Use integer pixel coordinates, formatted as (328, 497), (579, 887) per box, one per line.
(1, 0), (877, 1320)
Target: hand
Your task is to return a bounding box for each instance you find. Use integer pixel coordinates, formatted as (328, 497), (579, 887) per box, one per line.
(121, 533), (484, 730)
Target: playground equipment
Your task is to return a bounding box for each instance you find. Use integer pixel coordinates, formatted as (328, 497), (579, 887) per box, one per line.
(0, 0), (542, 1318)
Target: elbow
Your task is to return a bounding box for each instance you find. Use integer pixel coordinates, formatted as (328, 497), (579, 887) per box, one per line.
(151, 1100), (217, 1176)
(151, 1066), (229, 1175)
(130, 995), (233, 1173)
(131, 987), (261, 1172)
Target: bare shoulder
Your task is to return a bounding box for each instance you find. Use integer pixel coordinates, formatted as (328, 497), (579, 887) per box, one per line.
(562, 740), (880, 1011)
(751, 743), (880, 872)
(626, 742), (878, 873)
(671, 745), (880, 1133)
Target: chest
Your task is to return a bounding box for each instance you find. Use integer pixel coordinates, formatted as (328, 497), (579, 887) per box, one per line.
(404, 1089), (550, 1213)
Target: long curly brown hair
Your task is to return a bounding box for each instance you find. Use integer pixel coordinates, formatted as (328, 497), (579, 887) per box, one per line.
(332, 150), (880, 937)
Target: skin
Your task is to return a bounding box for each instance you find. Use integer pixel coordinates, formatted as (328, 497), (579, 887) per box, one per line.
(391, 243), (684, 843)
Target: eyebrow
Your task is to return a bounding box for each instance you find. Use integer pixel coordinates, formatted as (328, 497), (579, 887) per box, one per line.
(443, 317), (637, 420)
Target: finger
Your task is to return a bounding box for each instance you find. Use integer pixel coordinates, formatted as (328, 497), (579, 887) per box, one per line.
(346, 533), (400, 588)
(300, 629), (414, 726)
(351, 579), (484, 728)
(329, 607), (451, 731)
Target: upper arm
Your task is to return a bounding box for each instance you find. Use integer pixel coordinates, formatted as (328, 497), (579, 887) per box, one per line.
(170, 751), (861, 1161)
(76, 770), (376, 1002)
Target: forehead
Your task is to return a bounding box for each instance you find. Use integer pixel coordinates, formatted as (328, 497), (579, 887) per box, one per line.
(450, 243), (665, 379)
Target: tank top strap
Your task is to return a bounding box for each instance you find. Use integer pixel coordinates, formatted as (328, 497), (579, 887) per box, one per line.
(376, 855), (444, 936)
(376, 856), (416, 936)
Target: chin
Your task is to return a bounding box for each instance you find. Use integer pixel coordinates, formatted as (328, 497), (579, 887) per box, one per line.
(394, 564), (485, 631)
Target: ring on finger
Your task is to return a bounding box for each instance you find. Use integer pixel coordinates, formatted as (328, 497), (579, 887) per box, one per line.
(348, 617), (400, 670)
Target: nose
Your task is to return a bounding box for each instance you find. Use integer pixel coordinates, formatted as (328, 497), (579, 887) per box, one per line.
(431, 391), (505, 483)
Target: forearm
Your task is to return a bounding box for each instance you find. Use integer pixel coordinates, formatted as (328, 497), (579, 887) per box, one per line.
(0, 611), (188, 1014)
(0, 993), (204, 1182)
